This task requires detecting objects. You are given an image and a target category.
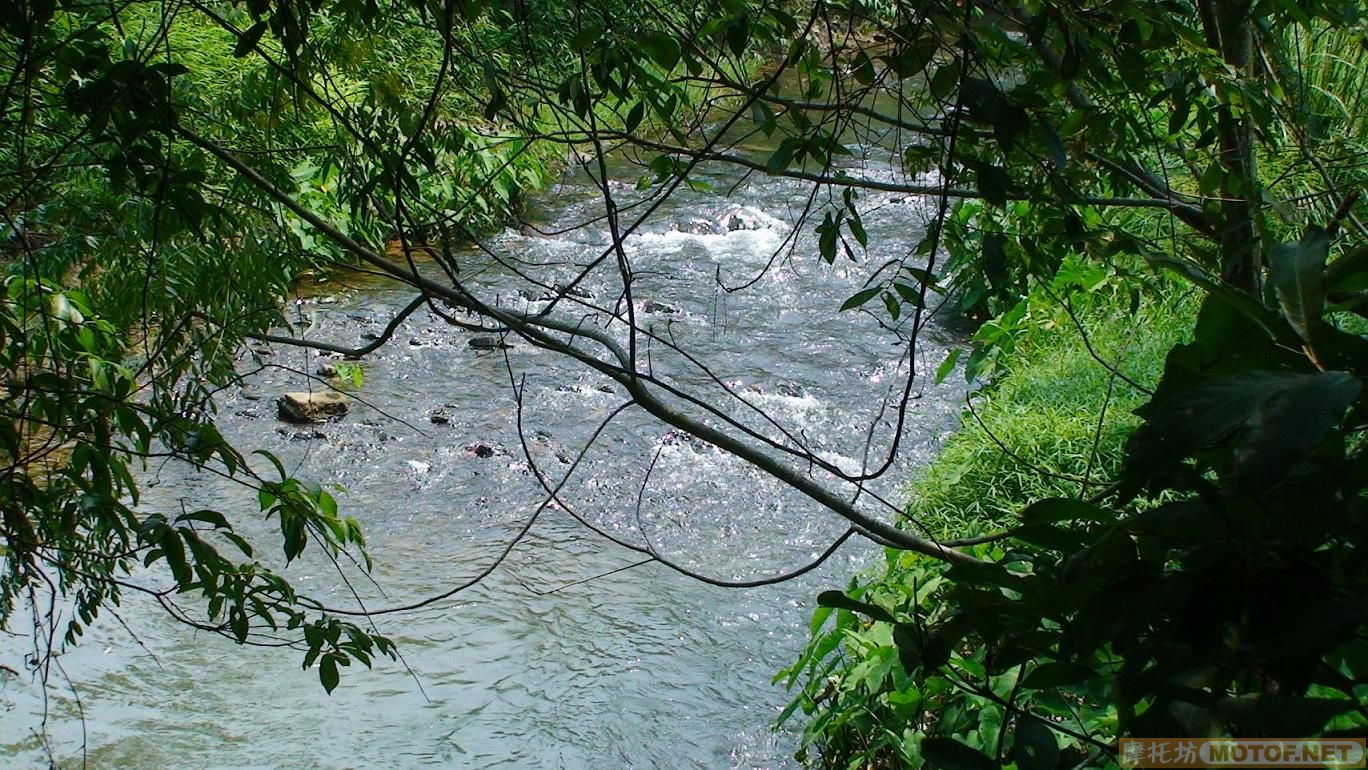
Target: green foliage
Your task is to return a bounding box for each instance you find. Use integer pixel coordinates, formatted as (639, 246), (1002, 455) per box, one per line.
(0, 277), (391, 688)
(4, 0), (1368, 758)
(778, 543), (1122, 770)
(775, 1), (1368, 766)
(0, 0), (743, 708)
(786, 225), (1368, 766)
(0, 0), (561, 696)
(780, 291), (1188, 768)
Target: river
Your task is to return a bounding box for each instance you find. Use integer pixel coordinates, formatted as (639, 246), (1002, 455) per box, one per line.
(1, 140), (968, 768)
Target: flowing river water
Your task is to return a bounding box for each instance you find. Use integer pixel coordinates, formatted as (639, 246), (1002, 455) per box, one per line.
(2, 142), (970, 768)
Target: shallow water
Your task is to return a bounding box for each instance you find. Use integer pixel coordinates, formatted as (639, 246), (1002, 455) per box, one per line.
(1, 142), (968, 768)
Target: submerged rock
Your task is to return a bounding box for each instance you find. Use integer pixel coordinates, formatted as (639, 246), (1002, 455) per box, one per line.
(683, 218), (721, 234)
(275, 427), (328, 441)
(277, 391), (349, 423)
(719, 207), (767, 232)
(469, 336), (512, 350)
(551, 282), (593, 300)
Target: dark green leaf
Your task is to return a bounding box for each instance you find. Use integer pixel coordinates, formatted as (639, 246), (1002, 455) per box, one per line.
(1326, 244), (1368, 294)
(749, 100), (776, 135)
(234, 22), (268, 57)
(1012, 524), (1090, 552)
(766, 142), (794, 174)
(852, 51), (876, 85)
(921, 736), (995, 770)
(1199, 162), (1224, 195)
(1021, 661), (1100, 689)
(893, 282), (925, 309)
(976, 164), (1009, 208)
(1011, 716), (1060, 770)
(848, 217), (868, 248)
(816, 590), (894, 623)
(935, 348), (962, 383)
(726, 17), (750, 58)
(929, 60), (961, 101)
(840, 286), (883, 312)
(639, 31), (681, 70)
(1019, 498), (1113, 526)
(624, 101), (645, 133)
(1215, 695), (1355, 736)
(1269, 225), (1330, 342)
(174, 509), (230, 529)
(571, 23), (604, 50)
(1127, 371), (1360, 491)
(1039, 118), (1067, 168)
(882, 291), (901, 320)
(1127, 501), (1222, 544)
(888, 38), (937, 78)
(319, 655), (340, 693)
(982, 232), (1007, 288)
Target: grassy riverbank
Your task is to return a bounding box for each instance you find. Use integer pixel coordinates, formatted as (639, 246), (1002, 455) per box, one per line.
(778, 290), (1196, 768)
(904, 293), (1194, 539)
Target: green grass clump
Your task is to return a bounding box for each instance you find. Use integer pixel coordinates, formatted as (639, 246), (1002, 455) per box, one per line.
(905, 295), (1196, 539)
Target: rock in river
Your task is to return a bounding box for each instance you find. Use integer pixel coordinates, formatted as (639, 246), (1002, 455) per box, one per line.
(469, 336), (512, 350)
(277, 391), (349, 423)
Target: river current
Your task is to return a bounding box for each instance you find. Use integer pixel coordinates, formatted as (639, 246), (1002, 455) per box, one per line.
(1, 146), (968, 768)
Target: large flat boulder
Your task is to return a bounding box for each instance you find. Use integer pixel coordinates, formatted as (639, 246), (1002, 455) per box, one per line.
(277, 391), (349, 423)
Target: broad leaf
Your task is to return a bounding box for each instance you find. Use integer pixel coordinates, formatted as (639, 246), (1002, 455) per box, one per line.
(976, 163), (1009, 208)
(234, 22), (268, 58)
(1011, 716), (1060, 770)
(1127, 371), (1359, 491)
(1020, 498), (1113, 526)
(816, 590), (894, 623)
(1269, 225), (1330, 342)
(840, 286), (882, 312)
(639, 31), (681, 71)
(921, 736), (996, 770)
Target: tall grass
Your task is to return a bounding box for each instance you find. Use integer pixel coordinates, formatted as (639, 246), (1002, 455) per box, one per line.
(902, 292), (1196, 539)
(1266, 20), (1368, 234)
(1284, 22), (1368, 146)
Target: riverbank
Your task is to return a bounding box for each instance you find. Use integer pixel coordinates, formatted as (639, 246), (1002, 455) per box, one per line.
(778, 291), (1196, 768)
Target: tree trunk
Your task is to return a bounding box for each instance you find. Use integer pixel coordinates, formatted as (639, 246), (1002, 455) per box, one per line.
(1200, 0), (1262, 294)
